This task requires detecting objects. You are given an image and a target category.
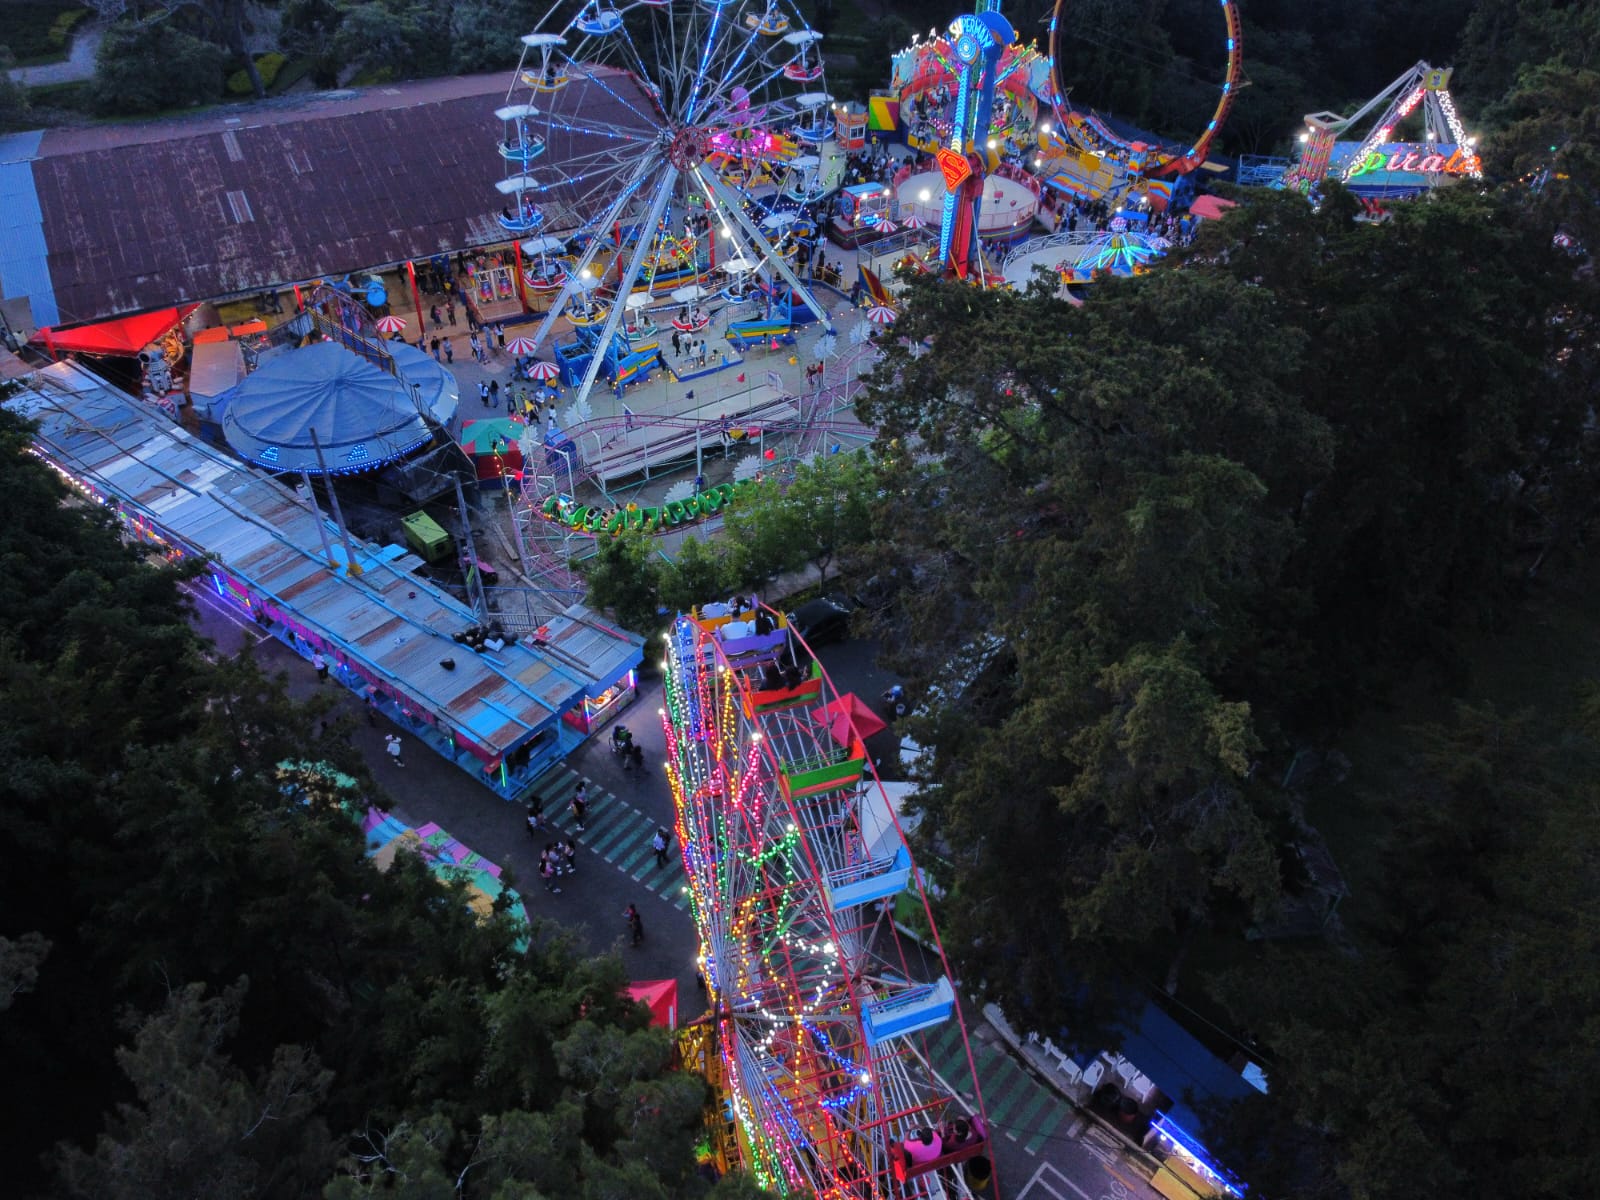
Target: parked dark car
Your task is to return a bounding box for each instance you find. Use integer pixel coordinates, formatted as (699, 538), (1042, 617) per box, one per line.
(787, 595), (854, 647)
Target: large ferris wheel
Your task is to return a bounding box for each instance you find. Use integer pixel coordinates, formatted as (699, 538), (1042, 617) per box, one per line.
(662, 602), (997, 1200)
(495, 0), (836, 408)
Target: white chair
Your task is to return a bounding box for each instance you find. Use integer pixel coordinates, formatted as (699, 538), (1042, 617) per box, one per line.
(1128, 1072), (1159, 1106)
(1080, 1059), (1106, 1091)
(1112, 1055), (1140, 1092)
(1057, 1058), (1083, 1087)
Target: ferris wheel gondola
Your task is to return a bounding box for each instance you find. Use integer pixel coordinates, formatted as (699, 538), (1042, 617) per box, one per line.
(791, 91), (834, 141)
(495, 104), (546, 164)
(779, 29), (825, 80)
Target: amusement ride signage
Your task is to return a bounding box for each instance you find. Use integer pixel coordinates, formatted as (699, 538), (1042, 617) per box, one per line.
(1342, 142), (1480, 180)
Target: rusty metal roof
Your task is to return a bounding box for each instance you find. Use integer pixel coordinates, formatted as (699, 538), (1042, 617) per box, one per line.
(24, 71), (649, 327)
(4, 360), (642, 758)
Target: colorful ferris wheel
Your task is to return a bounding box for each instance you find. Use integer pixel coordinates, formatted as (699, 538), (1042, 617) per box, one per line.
(662, 601), (997, 1199)
(1047, 0), (1244, 177)
(492, 1), (836, 408)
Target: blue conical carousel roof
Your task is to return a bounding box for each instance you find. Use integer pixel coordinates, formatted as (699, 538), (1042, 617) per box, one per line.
(221, 341), (433, 474)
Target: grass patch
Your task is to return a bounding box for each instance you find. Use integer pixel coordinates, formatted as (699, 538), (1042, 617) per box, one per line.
(24, 78), (93, 113)
(4, 3), (88, 66)
(269, 57), (316, 96)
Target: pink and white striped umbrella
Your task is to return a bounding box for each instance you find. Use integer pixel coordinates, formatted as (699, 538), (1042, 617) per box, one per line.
(900, 212), (927, 230)
(875, 217), (899, 233)
(865, 305), (898, 325)
(374, 315), (408, 333)
(527, 360), (561, 381)
(504, 335), (539, 356)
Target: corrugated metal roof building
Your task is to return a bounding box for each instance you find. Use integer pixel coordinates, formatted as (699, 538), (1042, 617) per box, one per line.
(0, 69), (649, 332)
(5, 360), (643, 799)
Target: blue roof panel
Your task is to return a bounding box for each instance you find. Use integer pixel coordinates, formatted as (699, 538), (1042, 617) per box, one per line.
(1117, 1001), (1255, 1134)
(0, 132), (57, 327)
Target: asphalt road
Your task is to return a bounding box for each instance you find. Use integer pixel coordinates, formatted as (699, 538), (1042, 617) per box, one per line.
(189, 582), (1163, 1200)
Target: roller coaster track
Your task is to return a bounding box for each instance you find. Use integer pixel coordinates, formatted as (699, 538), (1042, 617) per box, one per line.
(511, 338), (881, 586)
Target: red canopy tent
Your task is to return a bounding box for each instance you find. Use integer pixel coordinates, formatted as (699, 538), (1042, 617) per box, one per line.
(1189, 195), (1238, 221)
(32, 305), (198, 357)
(812, 693), (887, 746)
(625, 979), (679, 1029)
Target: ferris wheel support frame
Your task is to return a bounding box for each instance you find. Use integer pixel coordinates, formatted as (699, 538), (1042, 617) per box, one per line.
(704, 173), (832, 328)
(523, 155), (659, 358)
(571, 167), (681, 405)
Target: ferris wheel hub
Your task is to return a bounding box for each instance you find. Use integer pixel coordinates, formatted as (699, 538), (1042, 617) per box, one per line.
(666, 125), (711, 169)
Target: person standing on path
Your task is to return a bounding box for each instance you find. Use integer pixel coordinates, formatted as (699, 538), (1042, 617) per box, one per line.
(671, 329), (681, 357)
(479, 380), (490, 407)
(443, 337), (454, 364)
(496, 323), (508, 351)
(430, 304), (442, 329)
(651, 827), (671, 868)
(312, 650), (329, 682)
(430, 336), (441, 362)
(489, 379), (500, 409)
(384, 734), (405, 768)
(446, 300), (456, 326)
(571, 783), (588, 831)
(624, 903), (644, 947)
(469, 331), (482, 361)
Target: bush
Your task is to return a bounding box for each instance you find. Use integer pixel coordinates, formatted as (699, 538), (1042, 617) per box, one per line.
(91, 22), (226, 116)
(0, 73), (30, 130)
(226, 52), (287, 96)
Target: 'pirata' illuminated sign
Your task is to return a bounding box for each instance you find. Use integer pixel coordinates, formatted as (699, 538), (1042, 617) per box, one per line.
(1345, 142), (1479, 179)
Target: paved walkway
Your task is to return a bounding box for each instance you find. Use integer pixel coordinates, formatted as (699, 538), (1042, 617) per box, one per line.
(7, 22), (103, 87)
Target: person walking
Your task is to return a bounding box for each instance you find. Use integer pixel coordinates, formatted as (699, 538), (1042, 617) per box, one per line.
(488, 379), (500, 409)
(571, 783), (588, 831)
(540, 852), (562, 894)
(443, 336), (454, 364)
(525, 794), (544, 837)
(430, 304), (442, 329)
(312, 650), (329, 682)
(469, 331), (482, 361)
(479, 380), (490, 407)
(496, 323), (508, 351)
(560, 837), (578, 876)
(671, 329), (681, 357)
(624, 903), (644, 947)
(651, 826), (671, 868)
(445, 299), (456, 326)
(430, 336), (441, 362)
(384, 734), (405, 768)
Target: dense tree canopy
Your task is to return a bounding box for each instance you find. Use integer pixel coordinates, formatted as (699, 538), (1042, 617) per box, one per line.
(850, 168), (1599, 1171)
(0, 406), (758, 1200)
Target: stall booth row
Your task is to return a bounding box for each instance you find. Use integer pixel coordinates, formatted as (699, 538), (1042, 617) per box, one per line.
(5, 360), (643, 799)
